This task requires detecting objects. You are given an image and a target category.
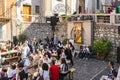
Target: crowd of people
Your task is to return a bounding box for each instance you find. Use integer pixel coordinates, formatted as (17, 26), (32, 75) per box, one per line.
(0, 35), (75, 80)
(0, 35), (120, 80)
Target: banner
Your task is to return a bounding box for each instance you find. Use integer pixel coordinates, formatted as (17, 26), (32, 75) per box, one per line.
(74, 22), (82, 43)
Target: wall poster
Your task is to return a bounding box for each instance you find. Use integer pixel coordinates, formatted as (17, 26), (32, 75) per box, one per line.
(74, 22), (82, 43)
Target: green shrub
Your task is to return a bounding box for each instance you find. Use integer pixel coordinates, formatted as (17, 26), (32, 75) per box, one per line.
(61, 14), (69, 20)
(92, 37), (111, 57)
(62, 38), (69, 45)
(18, 34), (28, 43)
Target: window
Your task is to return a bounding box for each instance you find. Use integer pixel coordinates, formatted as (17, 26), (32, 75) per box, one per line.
(0, 24), (2, 40)
(22, 5), (31, 21)
(97, 0), (100, 10)
(35, 5), (39, 14)
(57, 0), (63, 1)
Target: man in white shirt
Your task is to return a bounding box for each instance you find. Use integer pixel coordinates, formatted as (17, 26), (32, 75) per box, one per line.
(21, 43), (30, 63)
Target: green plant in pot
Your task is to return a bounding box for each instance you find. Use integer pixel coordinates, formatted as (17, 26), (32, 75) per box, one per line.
(96, 11), (104, 23)
(92, 37), (111, 60)
(60, 14), (69, 21)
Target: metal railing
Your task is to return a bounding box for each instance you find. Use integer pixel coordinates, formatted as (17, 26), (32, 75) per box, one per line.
(59, 14), (120, 25)
(20, 14), (120, 25)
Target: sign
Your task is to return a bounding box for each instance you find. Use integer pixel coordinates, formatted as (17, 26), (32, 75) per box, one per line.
(74, 22), (82, 43)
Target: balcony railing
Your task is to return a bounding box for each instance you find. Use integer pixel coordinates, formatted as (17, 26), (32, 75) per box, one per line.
(59, 14), (120, 25)
(20, 14), (120, 25)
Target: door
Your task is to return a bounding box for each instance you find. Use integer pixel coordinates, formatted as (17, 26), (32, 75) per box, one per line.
(22, 5), (31, 22)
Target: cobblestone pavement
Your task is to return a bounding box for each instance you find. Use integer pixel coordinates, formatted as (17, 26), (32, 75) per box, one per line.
(71, 58), (108, 80)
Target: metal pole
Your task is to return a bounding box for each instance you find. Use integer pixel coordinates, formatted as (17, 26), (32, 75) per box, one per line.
(10, 3), (13, 41)
(65, 0), (67, 15)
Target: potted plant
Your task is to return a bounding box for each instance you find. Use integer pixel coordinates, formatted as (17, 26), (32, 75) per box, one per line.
(96, 12), (104, 23)
(92, 37), (111, 60)
(60, 14), (69, 21)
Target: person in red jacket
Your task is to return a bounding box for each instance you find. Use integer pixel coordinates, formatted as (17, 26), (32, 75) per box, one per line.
(106, 8), (112, 14)
(50, 60), (59, 80)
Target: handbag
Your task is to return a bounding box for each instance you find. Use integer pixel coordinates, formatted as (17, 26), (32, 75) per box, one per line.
(39, 71), (44, 80)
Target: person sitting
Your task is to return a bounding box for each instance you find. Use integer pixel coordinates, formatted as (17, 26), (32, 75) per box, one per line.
(106, 8), (112, 14)
(111, 70), (117, 80)
(0, 68), (8, 80)
(100, 61), (116, 80)
(79, 46), (84, 59)
(43, 53), (51, 65)
(59, 58), (70, 80)
(16, 62), (27, 80)
(61, 49), (66, 59)
(7, 63), (17, 80)
(117, 66), (120, 80)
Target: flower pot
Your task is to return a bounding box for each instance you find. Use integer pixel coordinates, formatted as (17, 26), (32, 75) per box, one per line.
(99, 55), (105, 60)
(98, 19), (104, 23)
(97, 53), (105, 60)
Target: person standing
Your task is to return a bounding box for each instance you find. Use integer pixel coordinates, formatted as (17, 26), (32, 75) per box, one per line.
(50, 60), (59, 80)
(65, 43), (74, 67)
(53, 35), (59, 51)
(59, 58), (70, 80)
(39, 63), (50, 80)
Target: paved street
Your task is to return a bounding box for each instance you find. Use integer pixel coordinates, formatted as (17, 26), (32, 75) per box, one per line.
(72, 58), (119, 80)
(73, 58), (119, 80)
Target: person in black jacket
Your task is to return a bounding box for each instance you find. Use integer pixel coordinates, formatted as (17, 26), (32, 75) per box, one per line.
(65, 44), (73, 67)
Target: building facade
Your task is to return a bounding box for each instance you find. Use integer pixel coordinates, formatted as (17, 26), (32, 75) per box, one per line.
(0, 0), (44, 41)
(0, 0), (16, 41)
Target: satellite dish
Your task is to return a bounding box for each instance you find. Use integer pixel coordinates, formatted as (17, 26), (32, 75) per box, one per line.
(16, 19), (21, 26)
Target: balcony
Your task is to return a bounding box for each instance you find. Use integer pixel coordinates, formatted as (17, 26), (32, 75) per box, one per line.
(0, 2), (11, 22)
(59, 14), (120, 25)
(0, 10), (11, 22)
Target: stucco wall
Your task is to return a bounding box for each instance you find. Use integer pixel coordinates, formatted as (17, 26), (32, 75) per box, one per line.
(67, 21), (92, 46)
(19, 23), (52, 40)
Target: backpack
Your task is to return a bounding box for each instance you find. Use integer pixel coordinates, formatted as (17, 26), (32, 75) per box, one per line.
(62, 64), (68, 72)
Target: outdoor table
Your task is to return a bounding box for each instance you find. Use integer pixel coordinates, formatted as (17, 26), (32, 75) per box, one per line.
(0, 50), (18, 60)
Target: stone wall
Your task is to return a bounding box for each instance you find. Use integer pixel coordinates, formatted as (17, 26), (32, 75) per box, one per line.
(21, 23), (53, 40)
(15, 21), (68, 42)
(54, 22), (68, 42)
(94, 24), (120, 54)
